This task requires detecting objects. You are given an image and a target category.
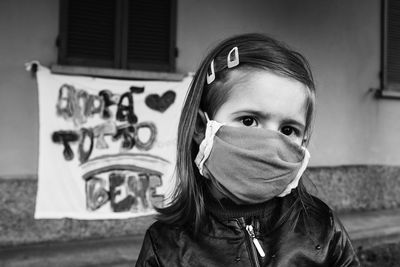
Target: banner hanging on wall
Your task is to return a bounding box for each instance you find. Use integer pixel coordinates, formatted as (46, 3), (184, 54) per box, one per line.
(32, 64), (192, 219)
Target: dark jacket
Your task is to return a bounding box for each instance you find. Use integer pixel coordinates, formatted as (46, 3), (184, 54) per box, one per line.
(136, 196), (360, 267)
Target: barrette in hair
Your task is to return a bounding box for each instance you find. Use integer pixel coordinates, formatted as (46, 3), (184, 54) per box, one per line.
(227, 47), (239, 68)
(206, 59), (215, 84)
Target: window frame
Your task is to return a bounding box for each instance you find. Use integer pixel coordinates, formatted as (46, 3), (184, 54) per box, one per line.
(57, 0), (177, 74)
(379, 0), (400, 98)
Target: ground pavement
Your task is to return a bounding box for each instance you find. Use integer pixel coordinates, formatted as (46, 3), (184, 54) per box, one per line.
(1, 208), (400, 267)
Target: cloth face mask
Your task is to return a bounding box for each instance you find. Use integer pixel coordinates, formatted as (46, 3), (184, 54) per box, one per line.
(195, 118), (310, 204)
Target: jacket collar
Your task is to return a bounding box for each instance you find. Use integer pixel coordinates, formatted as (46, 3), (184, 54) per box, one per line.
(205, 195), (281, 220)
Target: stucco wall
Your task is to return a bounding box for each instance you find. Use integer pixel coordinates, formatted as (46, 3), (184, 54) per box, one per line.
(0, 0), (58, 176)
(3, 166), (400, 247)
(0, 0), (398, 177)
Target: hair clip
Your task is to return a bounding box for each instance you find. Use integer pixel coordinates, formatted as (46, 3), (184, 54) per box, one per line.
(227, 47), (239, 68)
(206, 59), (215, 84)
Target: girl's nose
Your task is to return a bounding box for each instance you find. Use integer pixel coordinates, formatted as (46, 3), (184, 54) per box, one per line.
(262, 122), (279, 132)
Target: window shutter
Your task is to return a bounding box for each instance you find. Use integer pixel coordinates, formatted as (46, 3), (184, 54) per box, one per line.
(386, 0), (400, 90)
(58, 0), (176, 72)
(59, 0), (118, 68)
(126, 0), (176, 71)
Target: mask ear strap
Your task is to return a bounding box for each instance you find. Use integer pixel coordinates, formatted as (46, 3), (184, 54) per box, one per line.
(198, 110), (211, 124)
(194, 112), (224, 176)
(278, 148), (310, 197)
(204, 112), (210, 122)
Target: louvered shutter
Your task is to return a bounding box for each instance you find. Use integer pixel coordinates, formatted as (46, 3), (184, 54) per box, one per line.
(58, 0), (176, 72)
(126, 0), (176, 71)
(385, 0), (400, 90)
(59, 0), (118, 68)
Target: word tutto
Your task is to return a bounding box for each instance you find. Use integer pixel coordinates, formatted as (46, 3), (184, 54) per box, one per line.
(52, 121), (157, 163)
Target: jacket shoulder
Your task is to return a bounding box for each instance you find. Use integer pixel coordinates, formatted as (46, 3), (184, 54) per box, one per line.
(148, 220), (183, 236)
(136, 221), (187, 267)
(147, 220), (190, 248)
(303, 194), (335, 221)
(304, 196), (361, 266)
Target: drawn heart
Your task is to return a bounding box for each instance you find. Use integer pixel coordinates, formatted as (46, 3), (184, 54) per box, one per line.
(145, 90), (176, 113)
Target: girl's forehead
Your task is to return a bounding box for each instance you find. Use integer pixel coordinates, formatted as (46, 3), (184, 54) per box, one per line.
(219, 69), (308, 120)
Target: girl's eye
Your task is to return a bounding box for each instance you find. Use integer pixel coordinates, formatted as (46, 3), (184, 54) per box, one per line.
(241, 117), (257, 127)
(281, 126), (297, 136)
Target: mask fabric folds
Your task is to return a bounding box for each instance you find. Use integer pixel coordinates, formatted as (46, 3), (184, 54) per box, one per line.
(195, 119), (310, 205)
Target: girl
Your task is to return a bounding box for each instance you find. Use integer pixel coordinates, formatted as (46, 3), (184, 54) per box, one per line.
(136, 33), (360, 267)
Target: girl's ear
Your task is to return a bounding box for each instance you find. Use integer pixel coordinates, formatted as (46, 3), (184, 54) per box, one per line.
(193, 110), (207, 145)
(301, 136), (308, 146)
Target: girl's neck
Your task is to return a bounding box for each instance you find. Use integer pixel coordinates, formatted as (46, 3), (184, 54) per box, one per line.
(205, 191), (281, 219)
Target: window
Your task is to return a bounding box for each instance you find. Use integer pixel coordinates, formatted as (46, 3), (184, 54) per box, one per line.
(58, 0), (177, 72)
(382, 0), (400, 92)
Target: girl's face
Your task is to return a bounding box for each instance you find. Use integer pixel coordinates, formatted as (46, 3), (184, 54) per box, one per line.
(213, 70), (308, 145)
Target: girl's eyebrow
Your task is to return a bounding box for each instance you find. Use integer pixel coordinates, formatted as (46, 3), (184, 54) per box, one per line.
(231, 110), (306, 130)
(281, 118), (306, 130)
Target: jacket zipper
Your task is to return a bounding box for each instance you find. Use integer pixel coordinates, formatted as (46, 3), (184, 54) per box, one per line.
(237, 217), (265, 267)
(245, 224), (266, 258)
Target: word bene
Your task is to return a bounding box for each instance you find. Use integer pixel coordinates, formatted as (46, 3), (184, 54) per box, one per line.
(86, 171), (163, 212)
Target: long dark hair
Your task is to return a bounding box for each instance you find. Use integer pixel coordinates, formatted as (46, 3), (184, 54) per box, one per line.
(157, 33), (317, 234)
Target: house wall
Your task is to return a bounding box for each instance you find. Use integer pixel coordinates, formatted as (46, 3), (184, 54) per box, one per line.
(1, 0), (400, 248)
(0, 0), (396, 178)
(0, 0), (58, 177)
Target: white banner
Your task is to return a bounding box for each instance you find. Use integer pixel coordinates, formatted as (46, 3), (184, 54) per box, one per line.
(33, 64), (191, 219)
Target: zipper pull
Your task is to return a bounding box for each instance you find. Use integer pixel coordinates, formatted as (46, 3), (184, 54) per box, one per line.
(245, 224), (266, 258)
